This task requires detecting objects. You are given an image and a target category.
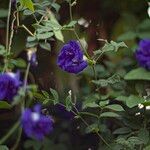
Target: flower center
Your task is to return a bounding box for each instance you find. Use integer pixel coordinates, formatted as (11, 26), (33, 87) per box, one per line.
(31, 112), (40, 122)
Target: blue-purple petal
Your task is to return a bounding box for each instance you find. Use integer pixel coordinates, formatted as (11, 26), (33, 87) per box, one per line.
(135, 39), (150, 70)
(57, 40), (88, 74)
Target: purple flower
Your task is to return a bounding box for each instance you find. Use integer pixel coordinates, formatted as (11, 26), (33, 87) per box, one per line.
(57, 40), (88, 74)
(21, 105), (53, 140)
(135, 39), (150, 70)
(54, 104), (74, 120)
(0, 72), (21, 101)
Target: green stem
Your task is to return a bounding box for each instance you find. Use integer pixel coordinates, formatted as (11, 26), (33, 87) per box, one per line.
(16, 11), (20, 27)
(62, 102), (111, 148)
(11, 127), (22, 150)
(69, 1), (73, 21)
(22, 63), (31, 111)
(76, 111), (111, 149)
(0, 121), (20, 145)
(68, 0), (90, 58)
(95, 51), (104, 62)
(23, 63), (31, 90)
(44, 98), (111, 148)
(20, 25), (34, 36)
(79, 112), (99, 118)
(8, 11), (17, 54)
(0, 63), (31, 146)
(3, 11), (17, 72)
(65, 1), (109, 148)
(3, 0), (12, 72)
(73, 29), (90, 58)
(92, 65), (97, 81)
(6, 0), (12, 51)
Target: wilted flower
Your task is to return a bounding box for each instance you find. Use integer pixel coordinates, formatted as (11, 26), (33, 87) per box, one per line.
(27, 49), (38, 67)
(0, 72), (21, 101)
(21, 104), (53, 140)
(57, 40), (88, 74)
(148, 2), (150, 17)
(135, 39), (150, 70)
(78, 18), (90, 28)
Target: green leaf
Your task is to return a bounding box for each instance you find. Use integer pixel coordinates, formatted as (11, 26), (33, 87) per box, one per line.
(92, 79), (108, 87)
(99, 100), (109, 107)
(85, 123), (99, 133)
(82, 94), (100, 109)
(27, 36), (36, 42)
(94, 41), (127, 55)
(19, 0), (35, 12)
(64, 20), (77, 28)
(41, 91), (49, 98)
(128, 136), (143, 145)
(0, 44), (6, 56)
(118, 31), (137, 41)
(43, 20), (61, 29)
(65, 95), (72, 111)
(138, 128), (149, 145)
(11, 58), (26, 68)
(36, 27), (53, 33)
(54, 30), (64, 42)
(113, 127), (132, 135)
(110, 41), (128, 51)
(35, 10), (45, 15)
(100, 112), (120, 118)
(26, 41), (38, 48)
(49, 13), (64, 42)
(116, 95), (145, 108)
(0, 101), (11, 109)
(79, 38), (88, 50)
(144, 145), (150, 150)
(142, 101), (150, 106)
(39, 42), (51, 51)
(51, 3), (61, 12)
(50, 88), (59, 104)
(34, 93), (45, 101)
(124, 68), (150, 81)
(36, 32), (53, 40)
(126, 95), (145, 108)
(40, 1), (51, 7)
(104, 104), (124, 111)
(116, 138), (132, 149)
(116, 96), (128, 102)
(23, 9), (33, 15)
(0, 145), (9, 150)
(83, 102), (99, 109)
(92, 74), (120, 87)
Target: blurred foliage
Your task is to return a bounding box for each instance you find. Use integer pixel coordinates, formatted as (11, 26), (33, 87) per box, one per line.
(0, 0), (150, 150)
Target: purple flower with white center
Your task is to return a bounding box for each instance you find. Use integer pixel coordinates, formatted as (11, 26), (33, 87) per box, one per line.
(135, 39), (150, 70)
(21, 104), (53, 140)
(0, 72), (21, 101)
(57, 40), (88, 74)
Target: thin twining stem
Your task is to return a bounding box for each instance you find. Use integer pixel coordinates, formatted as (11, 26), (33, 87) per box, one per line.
(6, 0), (12, 51)
(20, 25), (34, 37)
